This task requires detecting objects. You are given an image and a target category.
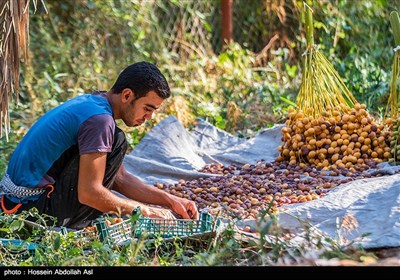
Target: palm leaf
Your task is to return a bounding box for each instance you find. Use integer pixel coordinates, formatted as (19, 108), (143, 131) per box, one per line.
(0, 0), (46, 140)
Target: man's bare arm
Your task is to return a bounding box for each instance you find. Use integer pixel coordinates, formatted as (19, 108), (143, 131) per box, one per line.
(77, 152), (141, 215)
(76, 152), (197, 219)
(114, 164), (199, 219)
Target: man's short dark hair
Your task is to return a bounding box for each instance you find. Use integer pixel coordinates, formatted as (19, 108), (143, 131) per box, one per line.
(111, 61), (170, 99)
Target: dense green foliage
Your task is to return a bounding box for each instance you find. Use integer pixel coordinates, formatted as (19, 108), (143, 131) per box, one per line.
(0, 0), (399, 266)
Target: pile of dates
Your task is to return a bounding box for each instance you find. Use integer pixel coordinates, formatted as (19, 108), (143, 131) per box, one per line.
(154, 160), (397, 220)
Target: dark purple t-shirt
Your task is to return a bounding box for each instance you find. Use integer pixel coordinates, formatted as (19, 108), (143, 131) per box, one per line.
(78, 90), (115, 154)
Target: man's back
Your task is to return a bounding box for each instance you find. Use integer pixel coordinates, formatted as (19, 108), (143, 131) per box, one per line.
(6, 93), (113, 201)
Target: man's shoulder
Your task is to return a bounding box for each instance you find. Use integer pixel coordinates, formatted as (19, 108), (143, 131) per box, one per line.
(91, 90), (107, 96)
(85, 114), (115, 125)
(58, 93), (112, 117)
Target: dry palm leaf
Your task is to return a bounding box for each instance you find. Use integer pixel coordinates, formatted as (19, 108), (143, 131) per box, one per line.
(0, 0), (46, 141)
(296, 3), (358, 118)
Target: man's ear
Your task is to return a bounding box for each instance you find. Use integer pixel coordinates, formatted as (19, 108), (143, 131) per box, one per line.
(121, 88), (134, 104)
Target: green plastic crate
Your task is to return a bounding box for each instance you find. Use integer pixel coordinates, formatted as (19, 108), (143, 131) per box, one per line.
(69, 210), (218, 247)
(0, 238), (39, 251)
(0, 238), (39, 258)
(133, 211), (214, 239)
(95, 217), (134, 245)
(98, 210), (217, 245)
(61, 225), (101, 248)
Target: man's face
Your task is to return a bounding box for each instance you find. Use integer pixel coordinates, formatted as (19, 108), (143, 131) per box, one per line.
(122, 90), (164, 127)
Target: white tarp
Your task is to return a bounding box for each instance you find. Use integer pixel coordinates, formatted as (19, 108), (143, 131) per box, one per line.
(124, 115), (400, 249)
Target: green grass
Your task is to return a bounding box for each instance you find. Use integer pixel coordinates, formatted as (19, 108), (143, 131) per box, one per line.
(0, 208), (377, 266)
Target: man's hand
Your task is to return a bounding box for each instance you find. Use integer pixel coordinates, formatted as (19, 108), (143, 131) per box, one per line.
(169, 196), (199, 220)
(141, 205), (176, 220)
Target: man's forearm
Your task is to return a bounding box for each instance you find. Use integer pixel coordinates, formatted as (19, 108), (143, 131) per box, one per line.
(79, 183), (144, 216)
(113, 170), (173, 208)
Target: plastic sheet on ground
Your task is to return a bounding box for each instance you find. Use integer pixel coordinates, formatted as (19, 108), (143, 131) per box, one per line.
(124, 115), (400, 249)
(277, 174), (400, 249)
(124, 115), (282, 185)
